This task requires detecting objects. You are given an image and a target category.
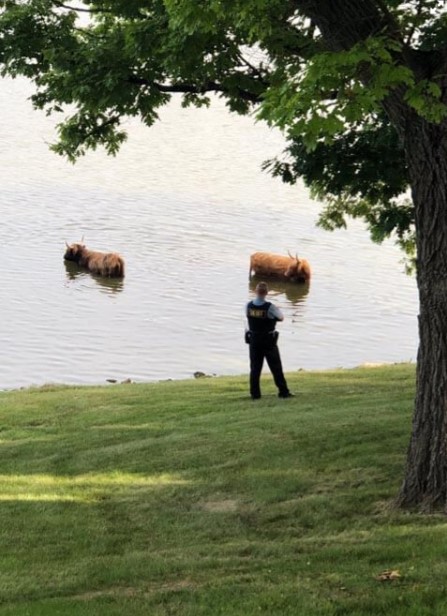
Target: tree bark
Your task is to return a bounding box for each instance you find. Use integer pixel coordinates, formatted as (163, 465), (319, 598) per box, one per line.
(294, 0), (447, 509)
(396, 118), (447, 510)
(293, 0), (395, 51)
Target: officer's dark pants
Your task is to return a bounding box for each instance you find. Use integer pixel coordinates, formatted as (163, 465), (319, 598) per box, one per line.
(249, 334), (290, 399)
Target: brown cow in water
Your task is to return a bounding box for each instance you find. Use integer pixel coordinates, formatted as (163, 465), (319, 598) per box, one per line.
(249, 251), (311, 283)
(64, 242), (125, 278)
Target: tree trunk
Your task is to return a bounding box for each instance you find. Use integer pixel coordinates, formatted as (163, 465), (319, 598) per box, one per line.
(293, 0), (395, 51)
(296, 0), (447, 510)
(397, 119), (447, 510)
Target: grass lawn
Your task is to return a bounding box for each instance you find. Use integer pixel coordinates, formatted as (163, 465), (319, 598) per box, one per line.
(0, 363), (445, 615)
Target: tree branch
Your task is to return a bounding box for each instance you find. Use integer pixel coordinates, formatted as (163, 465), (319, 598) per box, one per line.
(291, 0), (389, 50)
(404, 0), (425, 47)
(127, 76), (263, 104)
(374, 0), (404, 42)
(236, 52), (268, 81)
(52, 0), (112, 13)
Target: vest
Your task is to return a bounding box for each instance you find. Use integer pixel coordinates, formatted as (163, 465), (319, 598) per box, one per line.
(247, 301), (276, 334)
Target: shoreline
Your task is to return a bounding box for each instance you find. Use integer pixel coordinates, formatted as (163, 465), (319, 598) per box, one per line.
(0, 361), (416, 394)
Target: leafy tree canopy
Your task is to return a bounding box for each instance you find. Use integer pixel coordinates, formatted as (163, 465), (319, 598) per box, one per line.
(1, 0), (447, 254)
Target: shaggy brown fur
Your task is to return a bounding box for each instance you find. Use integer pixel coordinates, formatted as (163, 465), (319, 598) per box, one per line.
(249, 251), (311, 283)
(64, 243), (125, 278)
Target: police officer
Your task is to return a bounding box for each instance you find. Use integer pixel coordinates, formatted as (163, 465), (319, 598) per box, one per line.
(245, 281), (294, 400)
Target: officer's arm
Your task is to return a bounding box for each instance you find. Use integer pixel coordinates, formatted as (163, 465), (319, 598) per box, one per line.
(269, 304), (284, 321)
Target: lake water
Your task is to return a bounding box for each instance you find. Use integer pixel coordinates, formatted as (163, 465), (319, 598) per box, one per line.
(0, 77), (418, 389)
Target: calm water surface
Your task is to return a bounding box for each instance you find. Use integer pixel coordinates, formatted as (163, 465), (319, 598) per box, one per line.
(0, 78), (418, 389)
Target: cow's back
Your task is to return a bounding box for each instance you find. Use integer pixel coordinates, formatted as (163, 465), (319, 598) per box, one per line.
(250, 252), (293, 278)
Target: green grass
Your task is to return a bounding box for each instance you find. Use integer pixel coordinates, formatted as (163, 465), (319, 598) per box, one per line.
(0, 364), (445, 615)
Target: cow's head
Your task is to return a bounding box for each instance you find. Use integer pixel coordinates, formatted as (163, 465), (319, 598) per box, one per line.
(284, 252), (299, 280)
(64, 242), (85, 263)
(285, 251), (309, 282)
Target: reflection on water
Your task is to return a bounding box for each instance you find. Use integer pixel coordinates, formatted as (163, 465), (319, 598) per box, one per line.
(64, 260), (125, 295)
(0, 76), (419, 389)
(249, 275), (310, 307)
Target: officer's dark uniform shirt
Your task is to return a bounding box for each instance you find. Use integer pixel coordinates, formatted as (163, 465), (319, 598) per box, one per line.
(246, 301), (276, 334)
(246, 298), (284, 333)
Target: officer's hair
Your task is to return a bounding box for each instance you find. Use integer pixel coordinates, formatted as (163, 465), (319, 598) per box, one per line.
(256, 282), (269, 294)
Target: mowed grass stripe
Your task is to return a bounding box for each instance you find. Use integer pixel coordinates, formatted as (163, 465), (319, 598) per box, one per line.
(1, 364), (445, 615)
